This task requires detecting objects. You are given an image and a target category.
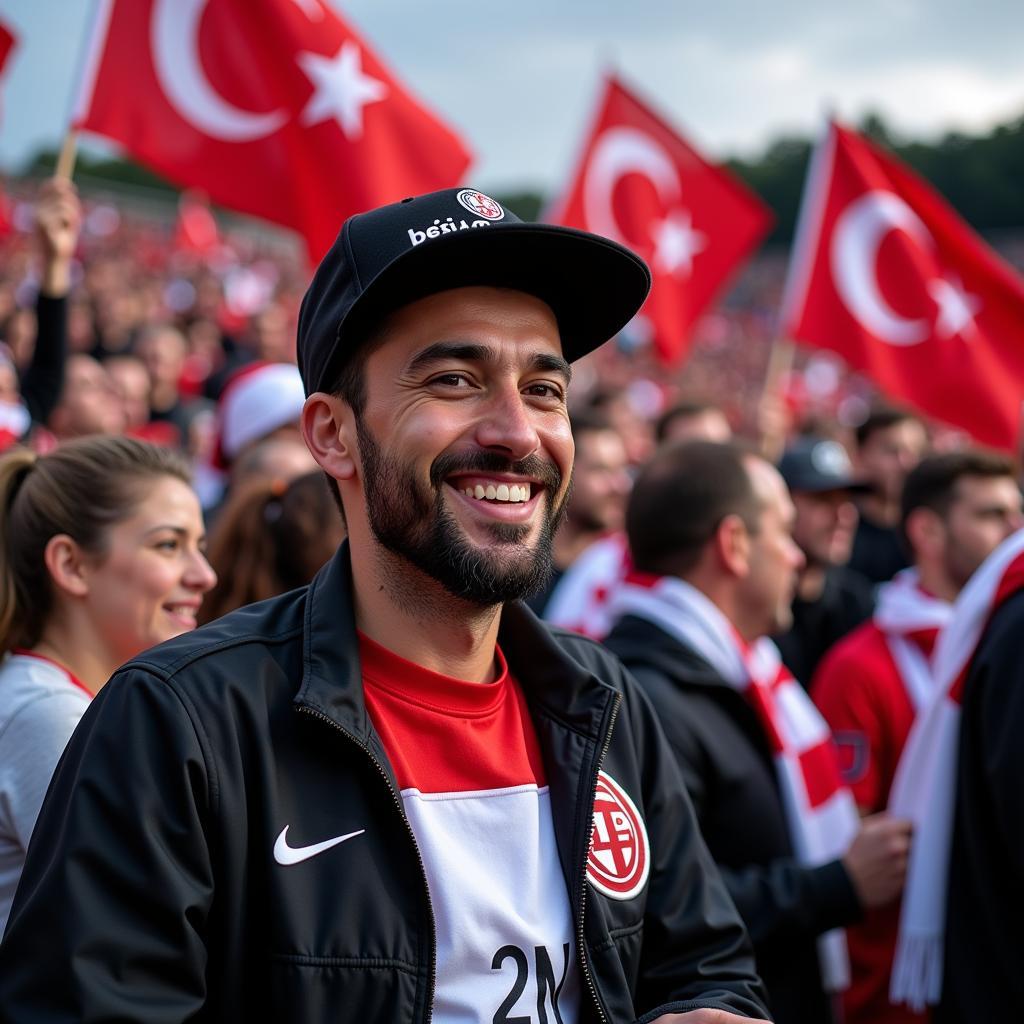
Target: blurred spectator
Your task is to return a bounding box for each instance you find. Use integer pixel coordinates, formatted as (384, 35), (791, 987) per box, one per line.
(46, 354), (126, 440)
(199, 470), (343, 623)
(193, 361), (306, 509)
(849, 407), (928, 584)
(812, 450), (1022, 1024)
(527, 408), (630, 616)
(655, 399), (732, 445)
(886, 528), (1024, 1022)
(105, 354), (152, 432)
(0, 177), (82, 452)
(0, 436), (216, 933)
(604, 440), (911, 1024)
(774, 437), (876, 686)
(229, 437), (317, 493)
(135, 324), (192, 445)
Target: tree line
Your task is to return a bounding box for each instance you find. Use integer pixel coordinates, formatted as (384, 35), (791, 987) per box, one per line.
(22, 110), (1024, 244)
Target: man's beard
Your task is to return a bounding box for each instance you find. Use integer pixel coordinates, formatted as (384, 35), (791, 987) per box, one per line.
(356, 417), (569, 606)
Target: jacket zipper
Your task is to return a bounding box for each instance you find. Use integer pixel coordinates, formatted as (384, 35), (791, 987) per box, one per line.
(575, 690), (621, 1024)
(298, 706), (437, 1024)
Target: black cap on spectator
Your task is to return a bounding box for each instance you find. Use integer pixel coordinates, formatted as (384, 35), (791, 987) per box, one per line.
(778, 437), (870, 494)
(296, 187), (651, 395)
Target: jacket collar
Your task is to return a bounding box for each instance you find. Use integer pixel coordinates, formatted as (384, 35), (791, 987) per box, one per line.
(296, 543), (613, 744)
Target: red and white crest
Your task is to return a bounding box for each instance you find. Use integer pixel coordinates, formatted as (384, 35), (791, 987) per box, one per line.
(586, 770), (650, 901)
(456, 188), (504, 220)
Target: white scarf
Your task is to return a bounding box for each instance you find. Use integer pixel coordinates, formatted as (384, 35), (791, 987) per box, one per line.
(889, 528), (1024, 1009)
(874, 569), (953, 713)
(609, 573), (860, 991)
(543, 532), (629, 639)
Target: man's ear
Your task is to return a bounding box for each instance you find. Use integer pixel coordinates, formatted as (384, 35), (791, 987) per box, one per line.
(301, 392), (358, 482)
(714, 513), (751, 579)
(43, 534), (91, 599)
(905, 506), (942, 560)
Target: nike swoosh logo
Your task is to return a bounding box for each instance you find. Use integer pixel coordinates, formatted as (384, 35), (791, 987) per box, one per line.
(273, 825), (366, 866)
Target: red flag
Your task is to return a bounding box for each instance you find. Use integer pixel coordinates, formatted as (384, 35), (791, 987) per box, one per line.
(0, 19), (18, 125)
(174, 190), (221, 256)
(75, 0), (472, 262)
(782, 120), (1024, 451)
(0, 21), (16, 77)
(550, 75), (773, 364)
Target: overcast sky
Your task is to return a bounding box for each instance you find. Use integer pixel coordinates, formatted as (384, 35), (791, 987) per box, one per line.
(1, 0), (1022, 195)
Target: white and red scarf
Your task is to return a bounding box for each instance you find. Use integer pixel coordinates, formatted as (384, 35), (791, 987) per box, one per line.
(874, 569), (953, 713)
(889, 528), (1024, 1010)
(543, 532), (630, 639)
(609, 572), (860, 991)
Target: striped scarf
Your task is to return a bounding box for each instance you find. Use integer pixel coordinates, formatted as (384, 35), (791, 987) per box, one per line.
(874, 569), (952, 713)
(889, 528), (1024, 1009)
(609, 572), (860, 991)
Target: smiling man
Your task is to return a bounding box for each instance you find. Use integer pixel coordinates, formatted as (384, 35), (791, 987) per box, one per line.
(0, 190), (770, 1024)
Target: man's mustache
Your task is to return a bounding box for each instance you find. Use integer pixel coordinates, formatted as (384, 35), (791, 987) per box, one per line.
(430, 450), (563, 494)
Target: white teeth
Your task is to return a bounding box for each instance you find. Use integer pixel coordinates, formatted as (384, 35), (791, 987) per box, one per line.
(458, 481), (533, 503)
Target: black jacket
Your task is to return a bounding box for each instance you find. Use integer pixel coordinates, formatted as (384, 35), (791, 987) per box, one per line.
(605, 614), (862, 1024)
(774, 566), (875, 688)
(0, 547), (769, 1024)
(937, 588), (1024, 1023)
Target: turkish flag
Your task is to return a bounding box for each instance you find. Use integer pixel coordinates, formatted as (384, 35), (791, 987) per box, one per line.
(74, 0), (472, 263)
(174, 190), (221, 256)
(782, 120), (1024, 451)
(549, 75), (773, 364)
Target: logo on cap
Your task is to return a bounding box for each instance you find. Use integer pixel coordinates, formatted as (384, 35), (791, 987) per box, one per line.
(586, 771), (650, 901)
(456, 189), (504, 221)
(811, 440), (852, 477)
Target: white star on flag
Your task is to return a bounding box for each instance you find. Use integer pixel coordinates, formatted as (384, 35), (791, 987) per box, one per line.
(927, 273), (982, 340)
(650, 209), (707, 276)
(298, 40), (388, 140)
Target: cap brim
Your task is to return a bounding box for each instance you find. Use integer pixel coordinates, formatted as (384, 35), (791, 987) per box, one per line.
(787, 475), (874, 495)
(338, 222), (651, 366)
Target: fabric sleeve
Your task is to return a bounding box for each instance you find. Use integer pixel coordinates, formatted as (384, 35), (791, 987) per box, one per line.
(20, 293), (68, 427)
(0, 690), (89, 849)
(619, 672), (772, 1020)
(716, 857), (861, 948)
(0, 668), (214, 1022)
(636, 667), (862, 948)
(812, 643), (885, 813)
(971, 596), (1024, 854)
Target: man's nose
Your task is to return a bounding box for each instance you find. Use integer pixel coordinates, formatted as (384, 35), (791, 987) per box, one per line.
(473, 386), (542, 461)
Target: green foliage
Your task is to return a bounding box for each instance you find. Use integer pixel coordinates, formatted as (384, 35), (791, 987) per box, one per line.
(25, 148), (178, 194)
(21, 108), (1024, 242)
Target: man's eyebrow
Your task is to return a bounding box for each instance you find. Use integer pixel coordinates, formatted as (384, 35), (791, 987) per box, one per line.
(405, 342), (572, 383)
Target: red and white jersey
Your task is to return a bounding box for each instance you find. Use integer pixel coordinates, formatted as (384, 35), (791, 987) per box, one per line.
(360, 634), (581, 1024)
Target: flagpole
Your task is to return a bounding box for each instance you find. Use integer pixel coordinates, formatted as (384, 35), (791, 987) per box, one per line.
(758, 336), (795, 460)
(54, 0), (112, 181)
(54, 130), (78, 180)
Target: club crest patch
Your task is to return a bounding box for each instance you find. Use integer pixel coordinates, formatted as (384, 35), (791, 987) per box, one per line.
(586, 771), (650, 900)
(455, 188), (504, 221)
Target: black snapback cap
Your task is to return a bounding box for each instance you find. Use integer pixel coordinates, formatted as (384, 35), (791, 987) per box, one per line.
(296, 187), (652, 395)
(778, 437), (871, 494)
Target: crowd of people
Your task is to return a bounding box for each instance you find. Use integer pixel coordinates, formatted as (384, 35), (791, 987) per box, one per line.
(0, 177), (1019, 1023)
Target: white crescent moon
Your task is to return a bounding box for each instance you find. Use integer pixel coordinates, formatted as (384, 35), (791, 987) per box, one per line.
(830, 191), (932, 346)
(583, 126), (680, 243)
(152, 0), (288, 142)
